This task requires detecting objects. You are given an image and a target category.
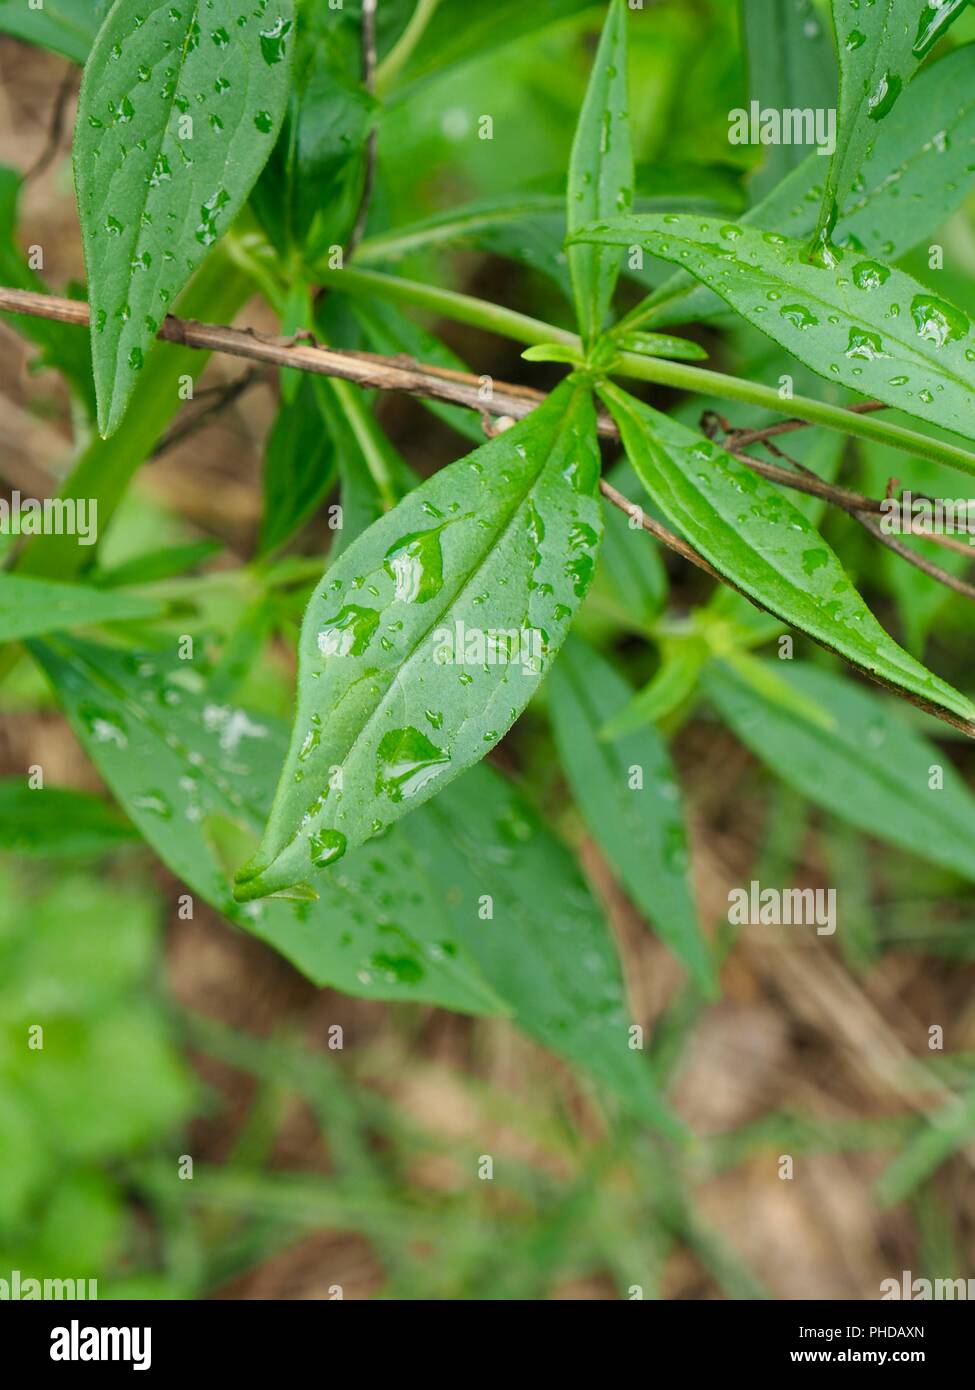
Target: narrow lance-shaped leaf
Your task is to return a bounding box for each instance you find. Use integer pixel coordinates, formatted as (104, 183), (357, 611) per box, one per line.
(815, 0), (968, 244)
(385, 0), (594, 97)
(547, 637), (715, 993)
(236, 379), (603, 902)
(16, 251), (251, 581)
(0, 0), (104, 64)
(29, 635), (506, 1016)
(0, 780), (136, 858)
(579, 214), (975, 451)
(743, 0), (836, 200)
(75, 0), (295, 435)
(402, 765), (682, 1135)
(705, 658), (975, 883)
(599, 383), (975, 729)
(0, 574), (161, 641)
(0, 167), (95, 415)
(259, 379), (337, 557)
(567, 0), (632, 342)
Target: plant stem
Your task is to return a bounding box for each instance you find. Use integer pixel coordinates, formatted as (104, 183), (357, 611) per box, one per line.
(317, 265), (580, 348)
(613, 351), (975, 478)
(375, 0), (442, 95)
(316, 268), (975, 476)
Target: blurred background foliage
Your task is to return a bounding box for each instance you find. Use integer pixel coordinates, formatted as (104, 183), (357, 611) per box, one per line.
(0, 0), (974, 1298)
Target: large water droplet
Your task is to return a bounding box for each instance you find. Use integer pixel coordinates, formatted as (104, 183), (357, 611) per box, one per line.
(310, 828), (347, 868)
(383, 527), (445, 604)
(910, 293), (969, 347)
(317, 605), (379, 658)
(376, 727), (451, 803)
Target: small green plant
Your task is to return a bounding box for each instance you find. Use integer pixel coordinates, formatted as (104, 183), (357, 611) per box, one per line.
(2, 0), (975, 1154)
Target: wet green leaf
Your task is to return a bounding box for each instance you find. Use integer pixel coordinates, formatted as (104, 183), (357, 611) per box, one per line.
(817, 0), (968, 242)
(600, 383), (975, 728)
(567, 0), (632, 342)
(74, 0), (294, 435)
(237, 379), (602, 901)
(548, 637), (714, 993)
(582, 215), (975, 450)
(637, 45), (975, 330)
(30, 635), (507, 1016)
(252, 11), (374, 261)
(706, 657), (975, 881)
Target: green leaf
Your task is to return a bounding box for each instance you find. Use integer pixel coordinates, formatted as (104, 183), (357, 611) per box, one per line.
(598, 466), (667, 628)
(876, 1083), (975, 1206)
(582, 214), (975, 450)
(74, 0), (295, 435)
(705, 657), (975, 882)
(0, 574), (161, 641)
(815, 0), (967, 242)
(94, 538), (222, 587)
(313, 375), (418, 552)
(566, 0), (632, 343)
(601, 637), (708, 737)
(743, 0), (836, 199)
(402, 765), (681, 1134)
(634, 45), (975, 330)
(0, 167), (95, 414)
(29, 634), (507, 1016)
(599, 383), (975, 729)
(252, 12), (374, 260)
(0, 0), (103, 63)
(259, 379), (337, 556)
(15, 251), (250, 580)
(382, 0), (595, 98)
(547, 638), (714, 993)
(353, 166), (742, 301)
(236, 379), (603, 902)
(616, 331), (707, 361)
(0, 781), (136, 857)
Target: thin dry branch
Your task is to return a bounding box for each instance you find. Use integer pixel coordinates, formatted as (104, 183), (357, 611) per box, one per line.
(3, 283), (973, 736)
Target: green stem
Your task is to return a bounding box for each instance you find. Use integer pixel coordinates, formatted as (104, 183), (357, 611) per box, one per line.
(326, 377), (400, 509)
(613, 352), (975, 477)
(317, 265), (975, 474)
(317, 265), (579, 349)
(375, 0), (442, 95)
